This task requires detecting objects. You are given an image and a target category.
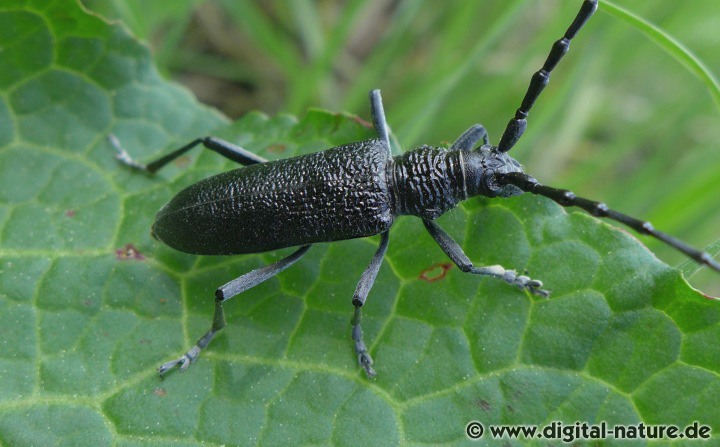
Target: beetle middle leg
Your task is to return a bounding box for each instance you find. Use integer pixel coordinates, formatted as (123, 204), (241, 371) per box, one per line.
(110, 134), (267, 173)
(158, 244), (311, 374)
(423, 219), (549, 297)
(369, 90), (391, 150)
(350, 230), (389, 378)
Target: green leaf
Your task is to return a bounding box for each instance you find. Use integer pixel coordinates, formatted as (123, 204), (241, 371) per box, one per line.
(1, 1), (719, 446)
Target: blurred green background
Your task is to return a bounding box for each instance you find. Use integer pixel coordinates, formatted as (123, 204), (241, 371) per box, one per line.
(81, 0), (720, 293)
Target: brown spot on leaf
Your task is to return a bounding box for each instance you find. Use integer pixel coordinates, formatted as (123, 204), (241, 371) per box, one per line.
(476, 399), (492, 412)
(115, 243), (145, 261)
(65, 209), (76, 218)
(174, 155), (191, 168)
(154, 388), (167, 397)
(419, 262), (453, 282)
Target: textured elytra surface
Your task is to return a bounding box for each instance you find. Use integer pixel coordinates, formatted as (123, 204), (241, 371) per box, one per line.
(154, 139), (393, 255)
(1, 1), (720, 446)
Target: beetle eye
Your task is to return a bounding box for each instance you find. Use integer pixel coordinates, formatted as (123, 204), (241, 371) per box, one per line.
(483, 169), (501, 194)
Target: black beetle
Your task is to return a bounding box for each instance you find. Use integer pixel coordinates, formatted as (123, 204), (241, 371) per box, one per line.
(112, 0), (719, 377)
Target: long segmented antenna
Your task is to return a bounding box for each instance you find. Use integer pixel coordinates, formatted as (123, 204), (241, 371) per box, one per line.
(498, 0), (598, 153)
(496, 172), (720, 273)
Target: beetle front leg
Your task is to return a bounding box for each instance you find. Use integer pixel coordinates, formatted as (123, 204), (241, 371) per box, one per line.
(158, 245), (312, 375)
(423, 219), (549, 297)
(448, 124), (489, 151)
(351, 231), (389, 378)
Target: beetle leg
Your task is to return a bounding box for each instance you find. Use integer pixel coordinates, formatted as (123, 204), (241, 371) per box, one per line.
(158, 244), (311, 375)
(351, 230), (389, 378)
(369, 90), (391, 153)
(110, 134), (267, 174)
(449, 124), (489, 151)
(423, 219), (549, 297)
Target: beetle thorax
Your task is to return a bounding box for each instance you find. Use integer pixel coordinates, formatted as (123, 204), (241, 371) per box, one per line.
(389, 145), (525, 220)
(390, 145), (468, 220)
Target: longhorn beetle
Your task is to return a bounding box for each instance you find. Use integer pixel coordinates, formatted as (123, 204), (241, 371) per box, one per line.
(113, 0), (720, 377)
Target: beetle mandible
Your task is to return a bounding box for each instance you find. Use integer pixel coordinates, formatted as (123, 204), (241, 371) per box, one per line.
(113, 0), (720, 377)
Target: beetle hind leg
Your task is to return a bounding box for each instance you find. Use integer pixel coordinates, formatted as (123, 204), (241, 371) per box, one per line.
(351, 307), (375, 377)
(350, 231), (389, 378)
(158, 298), (227, 373)
(110, 134), (267, 174)
(158, 245), (311, 375)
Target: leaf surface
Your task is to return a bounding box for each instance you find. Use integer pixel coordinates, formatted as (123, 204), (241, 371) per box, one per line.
(0, 1), (718, 446)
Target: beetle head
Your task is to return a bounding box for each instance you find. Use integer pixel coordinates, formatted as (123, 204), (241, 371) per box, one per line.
(463, 145), (525, 198)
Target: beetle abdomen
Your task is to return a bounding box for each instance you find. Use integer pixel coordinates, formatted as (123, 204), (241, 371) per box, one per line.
(152, 139), (394, 255)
